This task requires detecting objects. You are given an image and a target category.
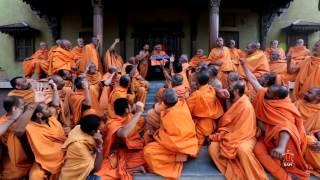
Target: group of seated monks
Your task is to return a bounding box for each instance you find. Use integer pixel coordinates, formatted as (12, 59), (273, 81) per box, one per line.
(0, 35), (320, 180)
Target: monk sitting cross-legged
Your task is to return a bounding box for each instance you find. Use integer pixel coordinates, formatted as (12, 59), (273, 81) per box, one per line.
(269, 50), (289, 87)
(189, 49), (209, 69)
(41, 40), (75, 76)
(71, 38), (84, 64)
(96, 99), (145, 180)
(288, 40), (320, 101)
(144, 89), (198, 179)
(238, 42), (270, 101)
(136, 44), (150, 79)
(50, 75), (72, 131)
(144, 74), (190, 143)
(23, 42), (48, 79)
(85, 62), (103, 114)
(8, 76), (34, 104)
(208, 65), (223, 89)
(229, 39), (245, 70)
(286, 39), (310, 81)
(128, 65), (149, 104)
(99, 65), (120, 115)
(69, 76), (92, 127)
(208, 37), (237, 88)
(121, 56), (136, 75)
(79, 37), (101, 72)
(295, 88), (320, 176)
(60, 115), (104, 180)
(104, 38), (124, 72)
(107, 75), (135, 117)
(209, 81), (268, 180)
(240, 59), (309, 180)
(14, 83), (66, 180)
(0, 96), (33, 179)
(187, 71), (225, 151)
(264, 40), (286, 61)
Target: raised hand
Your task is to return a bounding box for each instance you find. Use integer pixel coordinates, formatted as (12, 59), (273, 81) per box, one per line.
(135, 101), (144, 114)
(33, 83), (50, 103)
(114, 38), (120, 44)
(216, 88), (230, 99)
(82, 79), (89, 90)
(94, 130), (103, 144)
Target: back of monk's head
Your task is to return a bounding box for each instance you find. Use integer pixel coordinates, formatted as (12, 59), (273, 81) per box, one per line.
(10, 76), (23, 89)
(172, 74), (183, 87)
(269, 84), (288, 99)
(197, 71), (210, 86)
(209, 65), (219, 78)
(125, 65), (134, 75)
(162, 88), (178, 107)
(80, 114), (101, 135)
(304, 88), (320, 103)
(74, 76), (85, 89)
(173, 61), (183, 73)
(232, 81), (245, 97)
(114, 98), (128, 116)
(119, 75), (130, 88)
(3, 96), (21, 113)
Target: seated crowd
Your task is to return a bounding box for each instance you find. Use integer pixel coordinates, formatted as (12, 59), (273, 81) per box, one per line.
(0, 36), (320, 180)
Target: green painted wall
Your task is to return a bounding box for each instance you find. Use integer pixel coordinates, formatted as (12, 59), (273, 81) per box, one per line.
(0, 0), (52, 80)
(267, 0), (320, 51)
(197, 9), (259, 55)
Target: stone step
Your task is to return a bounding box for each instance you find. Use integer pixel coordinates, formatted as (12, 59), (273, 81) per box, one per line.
(134, 146), (224, 180)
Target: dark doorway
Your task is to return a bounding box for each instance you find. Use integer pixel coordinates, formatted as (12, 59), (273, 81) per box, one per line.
(220, 31), (240, 48)
(132, 22), (184, 80)
(132, 22), (184, 56)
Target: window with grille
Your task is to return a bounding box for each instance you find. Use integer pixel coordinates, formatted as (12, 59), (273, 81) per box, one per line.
(14, 36), (35, 61)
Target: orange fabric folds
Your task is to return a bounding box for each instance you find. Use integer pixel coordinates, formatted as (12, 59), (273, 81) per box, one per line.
(294, 56), (320, 100)
(144, 100), (198, 179)
(60, 125), (96, 180)
(25, 117), (66, 175)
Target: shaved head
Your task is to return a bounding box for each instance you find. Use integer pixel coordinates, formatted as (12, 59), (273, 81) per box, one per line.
(197, 71), (210, 86)
(304, 87), (320, 103)
(56, 39), (62, 46)
(61, 39), (72, 51)
(196, 49), (204, 56)
(312, 40), (320, 57)
(108, 65), (118, 74)
(271, 40), (279, 48)
(39, 42), (48, 50)
(228, 71), (240, 85)
(172, 74), (183, 87)
(179, 54), (188, 63)
(119, 75), (131, 88)
(216, 37), (224, 47)
(77, 38), (84, 47)
(162, 88), (178, 107)
(50, 75), (65, 90)
(246, 42), (258, 55)
(296, 39), (304, 46)
(265, 84), (288, 99)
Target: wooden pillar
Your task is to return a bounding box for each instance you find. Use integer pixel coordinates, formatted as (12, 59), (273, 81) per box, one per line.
(209, 0), (221, 49)
(92, 0), (103, 57)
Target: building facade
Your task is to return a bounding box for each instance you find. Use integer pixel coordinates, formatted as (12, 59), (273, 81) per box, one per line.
(0, 0), (319, 79)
